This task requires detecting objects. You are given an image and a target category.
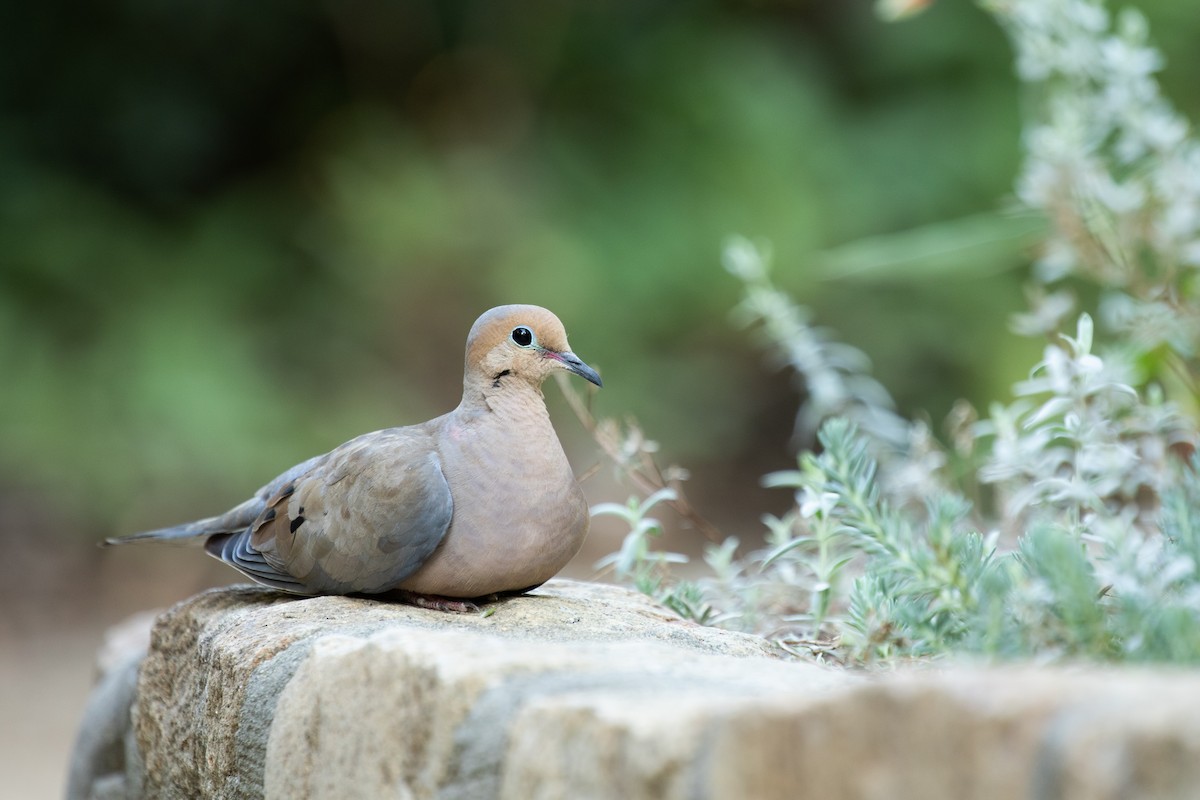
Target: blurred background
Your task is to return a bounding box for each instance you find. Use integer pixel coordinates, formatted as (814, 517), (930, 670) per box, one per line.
(3, 0), (1199, 795)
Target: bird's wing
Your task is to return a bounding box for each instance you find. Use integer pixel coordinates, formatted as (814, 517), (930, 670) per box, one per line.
(233, 428), (454, 595)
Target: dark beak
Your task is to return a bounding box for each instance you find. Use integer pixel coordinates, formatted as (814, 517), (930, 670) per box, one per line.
(555, 351), (603, 388)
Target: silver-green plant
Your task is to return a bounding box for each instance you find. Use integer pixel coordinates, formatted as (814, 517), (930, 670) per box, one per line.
(722, 237), (911, 453)
(593, 0), (1200, 666)
(984, 0), (1200, 398)
(978, 313), (1192, 531)
(592, 488), (688, 589)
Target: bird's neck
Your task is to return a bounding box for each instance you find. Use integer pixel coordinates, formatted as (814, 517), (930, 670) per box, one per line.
(458, 375), (550, 424)
(451, 378), (566, 468)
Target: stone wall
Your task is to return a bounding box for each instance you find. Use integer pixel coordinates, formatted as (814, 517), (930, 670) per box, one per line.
(68, 580), (1200, 799)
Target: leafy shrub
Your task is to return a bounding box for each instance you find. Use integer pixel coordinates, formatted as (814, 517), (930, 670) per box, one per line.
(591, 0), (1200, 665)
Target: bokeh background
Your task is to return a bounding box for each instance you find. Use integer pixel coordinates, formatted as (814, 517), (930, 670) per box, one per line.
(4, 0), (1200, 795)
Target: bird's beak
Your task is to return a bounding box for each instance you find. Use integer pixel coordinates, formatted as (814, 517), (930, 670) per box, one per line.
(552, 351), (603, 388)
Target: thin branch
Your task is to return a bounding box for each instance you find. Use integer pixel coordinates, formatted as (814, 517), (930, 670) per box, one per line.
(555, 373), (727, 545)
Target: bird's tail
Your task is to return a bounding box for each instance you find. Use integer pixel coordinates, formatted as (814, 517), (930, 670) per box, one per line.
(103, 496), (265, 548)
(103, 517), (229, 547)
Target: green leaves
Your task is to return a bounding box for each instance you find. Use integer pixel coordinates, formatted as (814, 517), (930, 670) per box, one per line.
(598, 0), (1200, 668)
(592, 488), (688, 588)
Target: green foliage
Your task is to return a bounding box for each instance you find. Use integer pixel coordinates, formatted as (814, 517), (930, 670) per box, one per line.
(777, 420), (996, 662)
(591, 489), (717, 624)
(597, 0), (1200, 667)
(602, 396), (1200, 664)
(592, 489), (687, 587)
(3, 0), (1051, 537)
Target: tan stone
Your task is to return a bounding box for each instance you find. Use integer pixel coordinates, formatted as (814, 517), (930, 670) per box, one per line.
(703, 668), (1200, 800)
(125, 579), (818, 799)
(267, 630), (847, 800)
(66, 610), (158, 800)
(69, 580), (1200, 800)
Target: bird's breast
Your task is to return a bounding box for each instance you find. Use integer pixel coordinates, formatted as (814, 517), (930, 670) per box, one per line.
(400, 409), (589, 596)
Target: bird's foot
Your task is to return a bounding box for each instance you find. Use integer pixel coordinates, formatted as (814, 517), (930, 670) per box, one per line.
(395, 590), (482, 614)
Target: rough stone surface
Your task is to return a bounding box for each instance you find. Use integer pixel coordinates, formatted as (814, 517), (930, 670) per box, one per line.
(702, 667), (1200, 800)
(66, 610), (157, 800)
(70, 579), (1200, 799)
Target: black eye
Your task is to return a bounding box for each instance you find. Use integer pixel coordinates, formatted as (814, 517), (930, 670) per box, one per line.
(511, 326), (534, 347)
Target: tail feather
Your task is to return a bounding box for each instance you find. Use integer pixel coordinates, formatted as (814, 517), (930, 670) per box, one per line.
(104, 455), (322, 550)
(104, 496), (266, 548)
(103, 517), (231, 547)
(205, 532), (311, 594)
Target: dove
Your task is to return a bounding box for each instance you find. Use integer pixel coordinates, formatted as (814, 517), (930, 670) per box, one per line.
(106, 304), (602, 610)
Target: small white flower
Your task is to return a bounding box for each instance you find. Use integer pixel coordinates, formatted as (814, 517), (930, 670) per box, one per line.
(1100, 37), (1161, 80)
(1138, 105), (1186, 151)
(1071, 0), (1109, 34)
(799, 487), (839, 520)
(722, 236), (767, 282)
(1089, 172), (1145, 214)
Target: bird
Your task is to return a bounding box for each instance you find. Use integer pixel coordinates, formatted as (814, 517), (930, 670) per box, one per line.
(106, 304), (603, 611)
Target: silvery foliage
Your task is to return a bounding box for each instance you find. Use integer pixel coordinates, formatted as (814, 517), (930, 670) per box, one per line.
(684, 0), (1200, 663)
(722, 237), (947, 508)
(977, 313), (1189, 529)
(722, 237), (910, 451)
(971, 0), (1200, 660)
(993, 0), (1200, 355)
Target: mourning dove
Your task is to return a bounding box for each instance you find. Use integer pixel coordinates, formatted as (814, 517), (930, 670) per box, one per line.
(106, 304), (602, 608)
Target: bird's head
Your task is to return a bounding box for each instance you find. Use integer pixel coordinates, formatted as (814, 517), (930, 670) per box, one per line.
(465, 304), (602, 393)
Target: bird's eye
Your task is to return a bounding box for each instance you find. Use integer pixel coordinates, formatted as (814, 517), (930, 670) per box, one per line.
(511, 326), (535, 347)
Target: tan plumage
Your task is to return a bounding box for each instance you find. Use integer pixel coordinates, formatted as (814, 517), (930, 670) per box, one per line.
(107, 304), (602, 603)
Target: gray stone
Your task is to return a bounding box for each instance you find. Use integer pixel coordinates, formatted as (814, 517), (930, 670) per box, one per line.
(66, 610), (157, 800)
(700, 667), (1200, 800)
(68, 579), (1200, 800)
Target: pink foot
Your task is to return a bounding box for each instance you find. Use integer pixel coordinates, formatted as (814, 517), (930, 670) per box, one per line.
(394, 590), (482, 613)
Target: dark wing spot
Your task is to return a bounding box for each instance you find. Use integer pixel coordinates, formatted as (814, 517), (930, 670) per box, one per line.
(290, 515), (306, 533)
(263, 508), (276, 522)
